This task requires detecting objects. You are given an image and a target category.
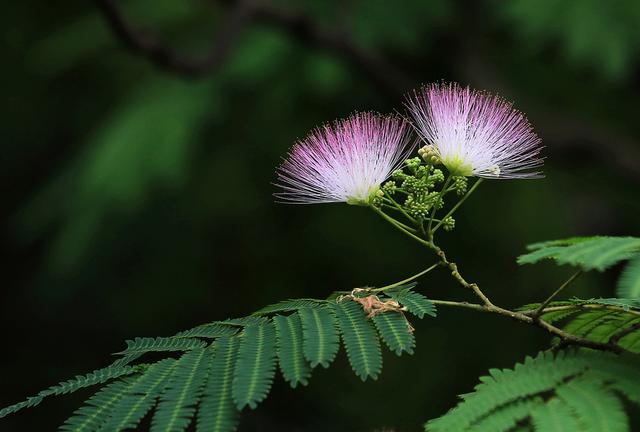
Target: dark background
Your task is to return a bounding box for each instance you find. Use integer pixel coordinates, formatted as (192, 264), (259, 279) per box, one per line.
(2, 1), (640, 430)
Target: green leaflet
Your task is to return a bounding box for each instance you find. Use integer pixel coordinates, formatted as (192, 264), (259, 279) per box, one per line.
(151, 348), (210, 432)
(529, 398), (582, 432)
(197, 337), (240, 432)
(525, 237), (597, 250)
(556, 378), (628, 432)
(586, 354), (640, 406)
(232, 321), (277, 410)
(173, 323), (239, 339)
(273, 313), (312, 388)
(298, 306), (340, 368)
(470, 398), (543, 432)
(335, 301), (382, 381)
(223, 316), (270, 327)
(100, 358), (177, 431)
(425, 351), (640, 432)
(540, 308), (581, 324)
(517, 236), (640, 271)
(253, 299), (326, 316)
(60, 376), (141, 431)
(372, 311), (415, 355)
(562, 309), (617, 337)
(387, 288), (437, 318)
(118, 337), (206, 355)
(575, 297), (640, 310)
(616, 254), (640, 298)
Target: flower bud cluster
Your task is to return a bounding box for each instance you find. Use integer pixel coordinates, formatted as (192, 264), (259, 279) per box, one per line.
(441, 216), (455, 231)
(405, 191), (443, 219)
(452, 176), (468, 196)
(377, 158), (446, 221)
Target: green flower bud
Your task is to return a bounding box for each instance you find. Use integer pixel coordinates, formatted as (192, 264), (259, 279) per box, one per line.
(405, 157), (422, 172)
(392, 169), (406, 180)
(418, 145), (442, 165)
(382, 181), (397, 195)
(429, 168), (445, 184)
(452, 176), (468, 196)
(442, 216), (456, 231)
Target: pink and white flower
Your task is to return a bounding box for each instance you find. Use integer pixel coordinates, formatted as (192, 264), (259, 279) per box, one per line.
(406, 82), (543, 178)
(275, 112), (413, 204)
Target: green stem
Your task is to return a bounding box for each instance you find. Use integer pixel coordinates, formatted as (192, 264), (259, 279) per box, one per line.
(427, 174), (452, 234)
(431, 178), (484, 234)
(371, 263), (440, 292)
(370, 206), (431, 247)
(384, 195), (418, 225)
(379, 205), (419, 233)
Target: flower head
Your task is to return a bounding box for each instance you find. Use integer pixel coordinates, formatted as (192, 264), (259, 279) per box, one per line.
(406, 82), (543, 178)
(275, 112), (413, 204)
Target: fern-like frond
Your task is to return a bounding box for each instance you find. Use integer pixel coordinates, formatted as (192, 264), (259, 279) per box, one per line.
(0, 363), (140, 419)
(372, 311), (415, 355)
(538, 300), (640, 353)
(426, 351), (587, 431)
(335, 300), (382, 381)
(298, 306), (340, 368)
(60, 376), (140, 431)
(101, 358), (177, 431)
(173, 323), (239, 339)
(273, 313), (312, 388)
(387, 287), (436, 318)
(5, 292), (433, 428)
(253, 299), (326, 316)
(151, 348), (210, 432)
(232, 322), (277, 410)
(197, 336), (240, 432)
(118, 337), (206, 355)
(518, 236), (640, 271)
(617, 254), (640, 298)
(425, 351), (640, 432)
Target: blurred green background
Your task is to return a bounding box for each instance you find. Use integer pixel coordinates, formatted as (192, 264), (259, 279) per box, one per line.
(2, 0), (640, 430)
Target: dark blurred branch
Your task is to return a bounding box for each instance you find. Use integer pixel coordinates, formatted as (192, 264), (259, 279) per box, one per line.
(250, 5), (413, 95)
(94, 0), (251, 77)
(94, 0), (413, 95)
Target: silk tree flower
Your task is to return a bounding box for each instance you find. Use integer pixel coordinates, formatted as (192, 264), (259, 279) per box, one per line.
(405, 82), (543, 179)
(275, 112), (414, 204)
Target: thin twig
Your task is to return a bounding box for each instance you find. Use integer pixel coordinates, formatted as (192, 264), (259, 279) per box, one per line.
(372, 263), (440, 292)
(431, 178), (483, 234)
(430, 299), (487, 313)
(427, 241), (495, 307)
(533, 270), (582, 318)
(431, 299), (626, 354)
